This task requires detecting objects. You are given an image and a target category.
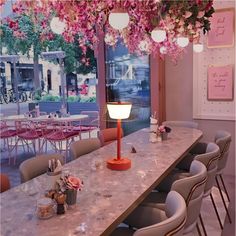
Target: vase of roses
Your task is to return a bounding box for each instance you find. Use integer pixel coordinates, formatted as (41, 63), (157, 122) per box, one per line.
(57, 175), (83, 206)
(158, 125), (171, 141)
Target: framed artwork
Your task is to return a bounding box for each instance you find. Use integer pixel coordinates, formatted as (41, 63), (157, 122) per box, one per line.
(207, 65), (234, 101)
(207, 8), (234, 48)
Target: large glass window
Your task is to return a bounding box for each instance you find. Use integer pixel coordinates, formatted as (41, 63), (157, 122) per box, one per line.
(105, 40), (150, 134)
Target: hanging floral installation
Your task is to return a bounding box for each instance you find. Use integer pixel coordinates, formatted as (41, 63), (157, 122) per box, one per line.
(2, 0), (214, 61)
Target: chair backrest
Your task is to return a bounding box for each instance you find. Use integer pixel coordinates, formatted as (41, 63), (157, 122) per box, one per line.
(170, 160), (207, 233)
(70, 138), (101, 160)
(162, 121), (198, 129)
(98, 128), (124, 146)
(0, 174), (11, 193)
(214, 130), (231, 172)
(134, 191), (186, 236)
(80, 111), (99, 127)
(19, 154), (64, 183)
(194, 142), (220, 196)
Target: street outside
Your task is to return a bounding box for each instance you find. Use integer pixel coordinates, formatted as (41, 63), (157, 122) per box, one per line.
(0, 102), (29, 116)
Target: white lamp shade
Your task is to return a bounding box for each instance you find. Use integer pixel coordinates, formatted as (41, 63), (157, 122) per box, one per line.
(193, 43), (203, 53)
(50, 17), (66, 34)
(107, 102), (132, 119)
(176, 37), (189, 47)
(108, 10), (130, 30)
(151, 29), (166, 43)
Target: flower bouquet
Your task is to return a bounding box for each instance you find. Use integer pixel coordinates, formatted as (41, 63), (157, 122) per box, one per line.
(157, 125), (171, 140)
(57, 175), (83, 206)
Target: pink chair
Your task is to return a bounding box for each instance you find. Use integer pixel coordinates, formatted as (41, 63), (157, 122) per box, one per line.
(17, 121), (44, 156)
(74, 111), (99, 138)
(43, 121), (80, 162)
(98, 128), (124, 146)
(0, 121), (18, 164)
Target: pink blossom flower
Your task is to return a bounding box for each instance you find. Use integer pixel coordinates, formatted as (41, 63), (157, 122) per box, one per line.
(184, 11), (192, 18)
(197, 11), (205, 18)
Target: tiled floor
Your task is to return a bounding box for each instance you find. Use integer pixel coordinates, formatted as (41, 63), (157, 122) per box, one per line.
(0, 136), (235, 236)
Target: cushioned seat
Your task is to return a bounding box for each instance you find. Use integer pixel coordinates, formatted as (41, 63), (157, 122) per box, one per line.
(0, 174), (11, 193)
(70, 138), (101, 160)
(143, 160), (207, 234)
(111, 191), (186, 236)
(19, 153), (64, 183)
(98, 128), (124, 146)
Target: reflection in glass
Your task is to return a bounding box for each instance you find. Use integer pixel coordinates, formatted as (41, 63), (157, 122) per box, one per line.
(105, 40), (151, 134)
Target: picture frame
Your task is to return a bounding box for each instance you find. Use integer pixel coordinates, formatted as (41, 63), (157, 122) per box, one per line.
(207, 65), (234, 101)
(207, 8), (234, 48)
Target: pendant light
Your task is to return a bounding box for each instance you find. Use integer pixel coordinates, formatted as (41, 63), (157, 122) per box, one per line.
(151, 28), (166, 43)
(108, 9), (130, 30)
(193, 43), (204, 53)
(50, 17), (66, 34)
(176, 36), (189, 47)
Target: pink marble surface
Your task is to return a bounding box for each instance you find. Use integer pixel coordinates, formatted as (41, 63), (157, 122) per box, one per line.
(0, 127), (202, 236)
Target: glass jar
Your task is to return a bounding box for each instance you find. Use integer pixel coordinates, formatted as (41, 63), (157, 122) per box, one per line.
(36, 198), (55, 219)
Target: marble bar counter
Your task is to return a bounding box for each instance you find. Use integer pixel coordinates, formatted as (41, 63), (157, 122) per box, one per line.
(0, 127), (202, 236)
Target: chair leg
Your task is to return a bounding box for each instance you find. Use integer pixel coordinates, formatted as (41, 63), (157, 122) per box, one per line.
(210, 193), (223, 230)
(199, 213), (207, 236)
(215, 176), (232, 224)
(196, 223), (202, 236)
(218, 174), (230, 202)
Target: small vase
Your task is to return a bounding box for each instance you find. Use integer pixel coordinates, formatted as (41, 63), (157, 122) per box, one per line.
(65, 189), (77, 205)
(161, 132), (168, 141)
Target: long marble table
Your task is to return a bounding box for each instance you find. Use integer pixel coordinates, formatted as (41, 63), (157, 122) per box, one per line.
(0, 127), (202, 236)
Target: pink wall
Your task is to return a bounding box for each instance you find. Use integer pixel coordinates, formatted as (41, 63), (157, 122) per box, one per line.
(165, 46), (235, 176)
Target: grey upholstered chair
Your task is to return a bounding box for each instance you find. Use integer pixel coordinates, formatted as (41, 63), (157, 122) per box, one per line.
(110, 191), (187, 236)
(174, 142), (222, 233)
(70, 138), (101, 160)
(162, 121), (199, 129)
(98, 128), (124, 146)
(19, 153), (64, 183)
(142, 160), (207, 235)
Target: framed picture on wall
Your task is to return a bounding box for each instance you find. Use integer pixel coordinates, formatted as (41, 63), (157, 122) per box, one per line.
(207, 65), (234, 101)
(207, 8), (234, 48)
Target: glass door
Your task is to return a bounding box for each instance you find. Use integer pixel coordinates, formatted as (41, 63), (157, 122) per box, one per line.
(105, 40), (150, 135)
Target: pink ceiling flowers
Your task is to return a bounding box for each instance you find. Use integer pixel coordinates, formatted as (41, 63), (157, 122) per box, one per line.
(10, 0), (214, 61)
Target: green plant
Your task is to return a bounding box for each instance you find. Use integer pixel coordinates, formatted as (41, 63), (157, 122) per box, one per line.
(41, 94), (61, 102)
(79, 96), (96, 103)
(67, 96), (81, 102)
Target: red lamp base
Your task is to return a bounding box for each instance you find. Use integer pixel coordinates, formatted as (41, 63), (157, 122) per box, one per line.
(107, 158), (131, 171)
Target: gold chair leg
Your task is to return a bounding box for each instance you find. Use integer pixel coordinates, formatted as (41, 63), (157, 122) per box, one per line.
(196, 222), (202, 236)
(199, 213), (207, 236)
(219, 174), (230, 202)
(215, 176), (232, 223)
(210, 193), (223, 230)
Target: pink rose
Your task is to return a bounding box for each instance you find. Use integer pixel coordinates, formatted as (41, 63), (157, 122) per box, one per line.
(197, 11), (205, 18)
(67, 176), (83, 190)
(184, 11), (192, 18)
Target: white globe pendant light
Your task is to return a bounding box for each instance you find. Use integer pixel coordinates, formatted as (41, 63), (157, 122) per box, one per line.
(176, 36), (189, 47)
(151, 28), (166, 43)
(193, 43), (204, 53)
(159, 46), (167, 54)
(108, 9), (130, 30)
(50, 17), (66, 34)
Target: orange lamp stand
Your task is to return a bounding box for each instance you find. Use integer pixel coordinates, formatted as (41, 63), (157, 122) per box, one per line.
(106, 119), (131, 171)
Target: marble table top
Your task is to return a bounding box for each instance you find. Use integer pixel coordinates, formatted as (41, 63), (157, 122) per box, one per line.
(0, 127), (202, 236)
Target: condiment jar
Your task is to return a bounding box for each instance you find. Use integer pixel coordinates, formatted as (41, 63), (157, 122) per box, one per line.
(36, 198), (55, 219)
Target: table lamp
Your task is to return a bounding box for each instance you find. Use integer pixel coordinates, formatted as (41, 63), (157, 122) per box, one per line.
(106, 102), (132, 171)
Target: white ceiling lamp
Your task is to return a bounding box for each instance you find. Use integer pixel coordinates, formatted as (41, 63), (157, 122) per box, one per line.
(176, 36), (189, 47)
(108, 9), (130, 30)
(159, 46), (167, 54)
(50, 17), (66, 34)
(193, 43), (204, 53)
(151, 28), (166, 43)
